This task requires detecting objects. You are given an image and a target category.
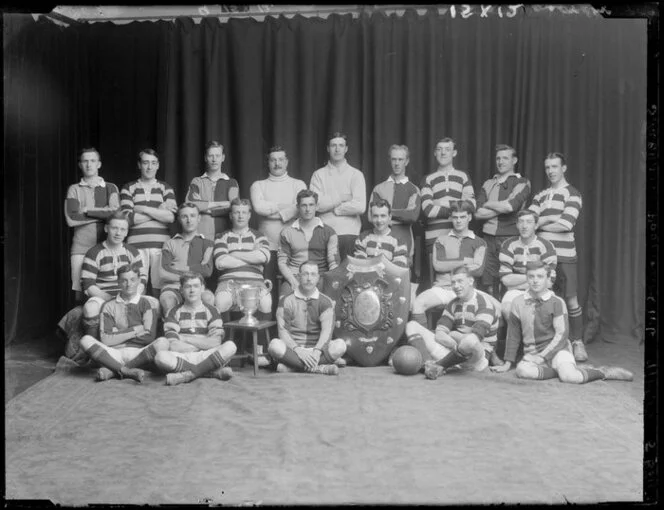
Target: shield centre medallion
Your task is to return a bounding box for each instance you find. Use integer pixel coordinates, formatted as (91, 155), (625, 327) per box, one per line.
(353, 289), (381, 327)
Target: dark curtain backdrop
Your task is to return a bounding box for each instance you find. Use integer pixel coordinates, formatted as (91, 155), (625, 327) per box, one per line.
(4, 10), (646, 346)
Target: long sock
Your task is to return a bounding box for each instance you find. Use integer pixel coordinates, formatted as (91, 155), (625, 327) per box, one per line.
(173, 357), (196, 373)
(495, 322), (507, 359)
(125, 343), (159, 369)
(86, 344), (123, 373)
(407, 334), (432, 362)
(536, 366), (558, 380)
(190, 350), (227, 378)
(278, 346), (306, 371)
(438, 348), (470, 370)
(411, 313), (428, 329)
(81, 317), (100, 338)
(568, 306), (583, 340)
(578, 367), (604, 383)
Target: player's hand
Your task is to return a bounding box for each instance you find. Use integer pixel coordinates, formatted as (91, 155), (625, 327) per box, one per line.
(133, 325), (146, 337)
(79, 206), (88, 214)
(522, 353), (544, 365)
(490, 360), (512, 373)
(295, 347), (318, 370)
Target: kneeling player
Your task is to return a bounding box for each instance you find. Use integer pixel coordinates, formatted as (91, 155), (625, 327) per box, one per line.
(490, 261), (633, 383)
(405, 266), (501, 380)
(154, 272), (237, 385)
(268, 261), (346, 375)
(78, 264), (169, 382)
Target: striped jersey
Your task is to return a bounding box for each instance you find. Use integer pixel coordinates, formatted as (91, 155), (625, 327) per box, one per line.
(277, 288), (335, 348)
(186, 173), (240, 241)
(160, 234), (215, 290)
(498, 236), (558, 279)
(99, 294), (156, 348)
(64, 178), (120, 255)
(433, 230), (487, 288)
(420, 168), (476, 243)
(528, 184), (583, 262)
(81, 241), (146, 296)
(436, 289), (500, 340)
(504, 290), (571, 363)
(213, 228), (271, 282)
(120, 179), (177, 249)
(476, 173), (531, 236)
(354, 228), (408, 268)
(164, 301), (223, 342)
(278, 219), (339, 275)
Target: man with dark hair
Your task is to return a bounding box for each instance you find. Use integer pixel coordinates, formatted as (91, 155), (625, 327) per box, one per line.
(278, 189), (339, 296)
(120, 149), (177, 295)
(268, 261), (346, 375)
(78, 264), (169, 382)
(65, 147), (120, 300)
(528, 153), (587, 361)
(310, 132), (366, 260)
(475, 144), (531, 299)
(186, 141), (240, 241)
(159, 202), (216, 318)
(411, 199), (487, 327)
(354, 199), (408, 268)
(155, 272), (237, 385)
(405, 265), (500, 380)
(490, 261), (632, 383)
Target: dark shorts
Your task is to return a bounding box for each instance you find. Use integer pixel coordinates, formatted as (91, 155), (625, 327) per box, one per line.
(481, 234), (513, 286)
(338, 234), (358, 262)
(553, 262), (578, 299)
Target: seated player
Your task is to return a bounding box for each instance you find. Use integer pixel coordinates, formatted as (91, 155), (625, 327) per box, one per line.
(154, 272), (238, 385)
(213, 198), (272, 318)
(490, 261), (633, 383)
(405, 266), (501, 380)
(160, 202), (215, 318)
(411, 200), (486, 327)
(78, 264), (169, 382)
(354, 199), (408, 268)
(268, 261), (346, 375)
(79, 211), (155, 339)
(499, 209), (557, 319)
(278, 189), (339, 296)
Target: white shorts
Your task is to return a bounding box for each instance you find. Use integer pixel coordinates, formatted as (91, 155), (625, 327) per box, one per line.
(138, 247), (163, 290)
(71, 254), (86, 291)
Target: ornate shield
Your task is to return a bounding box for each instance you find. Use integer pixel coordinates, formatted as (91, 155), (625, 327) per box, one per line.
(321, 255), (410, 367)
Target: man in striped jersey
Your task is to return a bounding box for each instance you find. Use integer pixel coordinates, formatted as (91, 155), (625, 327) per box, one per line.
(405, 266), (500, 380)
(155, 272), (238, 385)
(490, 262), (632, 383)
(186, 141), (240, 242)
(475, 144), (531, 299)
(420, 138), (476, 257)
(159, 202), (216, 318)
(268, 261), (345, 375)
(79, 211), (150, 340)
(354, 199), (408, 268)
(528, 153), (587, 361)
(65, 147), (120, 301)
(278, 190), (339, 297)
(120, 149), (177, 296)
(369, 145), (421, 297)
(78, 264), (169, 382)
(213, 198), (272, 318)
(410, 200), (487, 328)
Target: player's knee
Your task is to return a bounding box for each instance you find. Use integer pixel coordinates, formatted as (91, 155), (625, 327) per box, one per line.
(82, 300), (101, 318)
(79, 335), (96, 351)
(458, 335), (480, 356)
(557, 366), (584, 384)
(268, 338), (286, 359)
(219, 340), (237, 359)
(327, 338), (347, 360)
(202, 290), (215, 308)
(411, 294), (427, 315)
(515, 362), (538, 379)
(405, 321), (425, 337)
(154, 351), (177, 372)
(215, 292), (232, 313)
(152, 337), (170, 352)
(259, 295), (272, 313)
(160, 293), (178, 316)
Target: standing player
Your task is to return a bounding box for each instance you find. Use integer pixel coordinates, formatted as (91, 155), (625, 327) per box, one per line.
(310, 132), (366, 260)
(405, 266), (501, 380)
(78, 264), (169, 382)
(154, 272), (238, 385)
(186, 141), (240, 242)
(268, 261), (346, 375)
(490, 261), (632, 383)
(475, 144), (531, 299)
(65, 147), (120, 300)
(529, 153), (587, 361)
(354, 199), (409, 268)
(120, 149), (177, 295)
(159, 202), (216, 318)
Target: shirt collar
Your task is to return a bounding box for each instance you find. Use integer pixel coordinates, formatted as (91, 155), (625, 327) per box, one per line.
(78, 177), (106, 188)
(201, 171), (230, 181)
(387, 175), (409, 184)
(526, 290), (554, 302)
(373, 227), (392, 237)
(173, 233), (205, 241)
(116, 293), (142, 305)
(294, 287), (320, 301)
(292, 217), (324, 231)
(448, 229), (476, 239)
(493, 172), (521, 183)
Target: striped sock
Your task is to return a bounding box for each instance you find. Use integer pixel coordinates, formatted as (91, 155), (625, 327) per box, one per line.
(190, 350), (227, 378)
(568, 306), (583, 340)
(536, 366), (557, 380)
(411, 313), (428, 328)
(124, 343), (158, 369)
(438, 348), (469, 370)
(174, 357), (196, 373)
(278, 346), (306, 371)
(86, 344), (123, 373)
(578, 367), (605, 383)
(406, 334), (432, 362)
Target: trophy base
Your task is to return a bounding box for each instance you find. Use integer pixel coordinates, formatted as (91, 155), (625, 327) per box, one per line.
(238, 314), (259, 326)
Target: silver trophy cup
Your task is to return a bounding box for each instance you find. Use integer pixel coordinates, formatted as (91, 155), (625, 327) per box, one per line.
(238, 284), (261, 325)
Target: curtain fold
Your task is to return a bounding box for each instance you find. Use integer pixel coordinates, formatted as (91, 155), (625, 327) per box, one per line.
(3, 11), (646, 346)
